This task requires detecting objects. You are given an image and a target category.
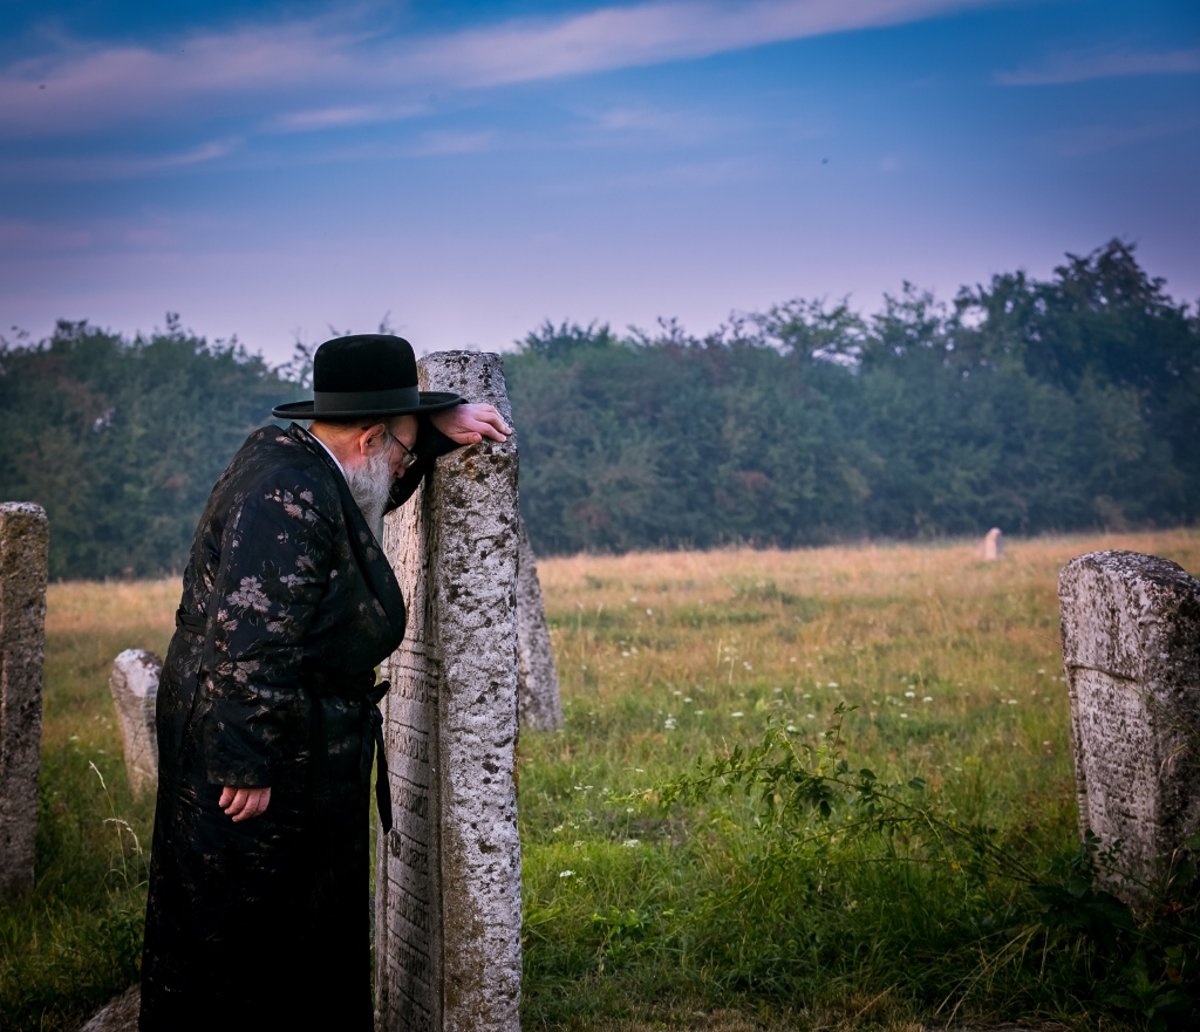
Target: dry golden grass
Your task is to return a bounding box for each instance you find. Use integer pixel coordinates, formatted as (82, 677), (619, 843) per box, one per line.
(45, 577), (178, 640)
(532, 530), (1199, 783)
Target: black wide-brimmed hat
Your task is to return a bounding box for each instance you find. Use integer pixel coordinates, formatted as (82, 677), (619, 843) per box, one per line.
(272, 334), (463, 420)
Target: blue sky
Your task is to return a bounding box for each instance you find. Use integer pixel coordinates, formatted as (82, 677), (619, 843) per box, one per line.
(1, 0), (1197, 364)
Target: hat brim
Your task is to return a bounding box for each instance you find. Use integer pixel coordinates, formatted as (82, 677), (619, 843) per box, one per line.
(272, 390), (465, 420)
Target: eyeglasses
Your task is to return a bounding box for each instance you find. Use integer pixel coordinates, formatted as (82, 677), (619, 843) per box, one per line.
(384, 430), (418, 470)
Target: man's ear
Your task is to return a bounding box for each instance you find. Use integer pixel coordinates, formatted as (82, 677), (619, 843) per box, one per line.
(357, 422), (388, 457)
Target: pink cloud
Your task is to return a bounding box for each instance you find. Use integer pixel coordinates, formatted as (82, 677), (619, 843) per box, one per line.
(1, 0), (999, 139)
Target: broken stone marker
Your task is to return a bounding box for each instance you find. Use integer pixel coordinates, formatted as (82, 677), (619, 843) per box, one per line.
(515, 521), (562, 732)
(110, 649), (162, 798)
(377, 352), (522, 1032)
(1059, 550), (1200, 907)
(0, 502), (49, 901)
(80, 985), (141, 1032)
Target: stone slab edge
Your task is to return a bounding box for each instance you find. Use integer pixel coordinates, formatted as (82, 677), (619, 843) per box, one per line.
(0, 502), (49, 901)
(515, 520), (562, 732)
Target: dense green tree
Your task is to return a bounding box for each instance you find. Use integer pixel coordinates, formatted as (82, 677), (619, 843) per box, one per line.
(0, 319), (299, 578)
(1, 241), (1194, 576)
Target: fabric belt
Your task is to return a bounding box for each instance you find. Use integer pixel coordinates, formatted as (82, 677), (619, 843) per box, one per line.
(175, 608), (206, 635)
(174, 608), (393, 833)
(308, 670), (394, 834)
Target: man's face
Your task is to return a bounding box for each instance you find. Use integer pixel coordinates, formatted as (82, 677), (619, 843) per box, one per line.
(343, 414), (420, 535)
(384, 415), (419, 479)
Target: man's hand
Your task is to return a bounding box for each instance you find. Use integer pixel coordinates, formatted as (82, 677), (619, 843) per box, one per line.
(219, 785), (271, 822)
(430, 403), (512, 445)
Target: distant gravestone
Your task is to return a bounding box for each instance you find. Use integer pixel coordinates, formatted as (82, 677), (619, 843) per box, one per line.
(515, 521), (562, 732)
(1059, 550), (1200, 907)
(110, 649), (162, 798)
(977, 527), (1003, 561)
(0, 502), (49, 901)
(376, 352), (522, 1032)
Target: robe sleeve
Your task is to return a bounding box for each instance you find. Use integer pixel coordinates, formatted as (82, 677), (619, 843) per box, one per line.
(197, 471), (334, 786)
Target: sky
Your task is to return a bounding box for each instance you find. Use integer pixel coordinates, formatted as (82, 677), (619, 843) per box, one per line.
(1, 0), (1197, 364)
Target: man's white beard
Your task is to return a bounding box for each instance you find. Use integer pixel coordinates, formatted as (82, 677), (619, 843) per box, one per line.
(345, 448), (392, 541)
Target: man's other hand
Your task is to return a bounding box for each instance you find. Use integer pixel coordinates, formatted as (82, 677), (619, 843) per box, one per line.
(219, 785), (271, 822)
(430, 403), (512, 445)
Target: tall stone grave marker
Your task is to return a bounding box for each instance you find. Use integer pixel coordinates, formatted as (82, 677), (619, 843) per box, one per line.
(516, 521), (562, 731)
(0, 502), (49, 900)
(377, 352), (522, 1032)
(110, 649), (162, 798)
(1060, 550), (1200, 906)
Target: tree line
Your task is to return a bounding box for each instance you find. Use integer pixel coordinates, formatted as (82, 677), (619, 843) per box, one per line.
(2, 240), (1196, 579)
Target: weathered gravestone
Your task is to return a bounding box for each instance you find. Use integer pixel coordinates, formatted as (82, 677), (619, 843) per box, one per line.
(0, 502), (49, 901)
(516, 521), (562, 732)
(1060, 550), (1200, 907)
(109, 649), (162, 799)
(977, 527), (1004, 561)
(376, 352), (522, 1032)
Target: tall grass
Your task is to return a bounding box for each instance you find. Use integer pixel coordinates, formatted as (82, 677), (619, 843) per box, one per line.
(2, 531), (1196, 1030)
(518, 531), (1200, 1029)
(1, 581), (173, 1029)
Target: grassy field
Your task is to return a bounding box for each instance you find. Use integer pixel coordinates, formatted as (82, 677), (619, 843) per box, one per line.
(2, 530), (1198, 1030)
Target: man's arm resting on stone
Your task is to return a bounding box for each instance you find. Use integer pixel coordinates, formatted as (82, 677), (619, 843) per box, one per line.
(388, 403), (512, 511)
(430, 402), (511, 445)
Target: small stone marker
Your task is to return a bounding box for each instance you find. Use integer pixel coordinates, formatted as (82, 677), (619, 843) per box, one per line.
(1059, 550), (1200, 907)
(109, 649), (162, 798)
(80, 985), (141, 1032)
(377, 352), (522, 1032)
(515, 521), (562, 732)
(0, 502), (49, 901)
(977, 527), (1003, 560)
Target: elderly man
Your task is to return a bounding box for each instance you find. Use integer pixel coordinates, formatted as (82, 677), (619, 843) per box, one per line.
(140, 335), (510, 1031)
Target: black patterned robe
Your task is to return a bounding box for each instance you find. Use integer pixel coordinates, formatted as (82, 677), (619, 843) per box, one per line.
(140, 421), (453, 1032)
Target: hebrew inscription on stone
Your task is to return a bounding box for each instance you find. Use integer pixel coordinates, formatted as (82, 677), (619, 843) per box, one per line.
(1060, 549), (1200, 907)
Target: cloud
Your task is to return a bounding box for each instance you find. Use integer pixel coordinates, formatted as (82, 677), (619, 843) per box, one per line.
(576, 103), (729, 147)
(0, 138), (239, 182)
(594, 106), (677, 132)
(0, 15), (370, 137)
(0, 210), (205, 254)
(1040, 118), (1198, 157)
(272, 104), (426, 133)
(997, 46), (1200, 86)
(409, 130), (498, 156)
(554, 154), (765, 193)
(0, 218), (93, 250)
(399, 0), (999, 89)
(1, 0), (999, 139)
